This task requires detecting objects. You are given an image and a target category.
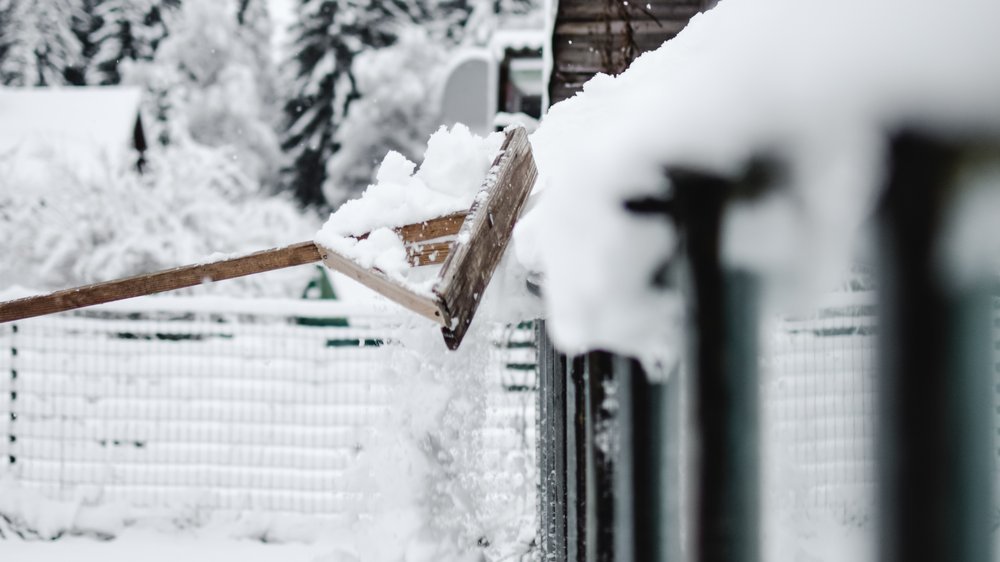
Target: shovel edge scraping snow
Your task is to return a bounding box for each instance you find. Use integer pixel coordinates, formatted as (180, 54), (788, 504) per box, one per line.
(0, 126), (537, 350)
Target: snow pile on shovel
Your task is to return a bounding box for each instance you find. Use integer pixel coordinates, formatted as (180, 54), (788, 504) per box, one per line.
(315, 124), (503, 283)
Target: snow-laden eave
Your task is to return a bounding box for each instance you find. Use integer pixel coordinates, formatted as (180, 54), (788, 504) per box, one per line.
(489, 27), (547, 59)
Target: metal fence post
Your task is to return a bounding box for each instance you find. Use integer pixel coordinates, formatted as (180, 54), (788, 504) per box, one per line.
(876, 132), (995, 562)
(583, 351), (617, 562)
(535, 336), (621, 562)
(613, 356), (684, 562)
(567, 355), (585, 560)
(7, 323), (16, 468)
(537, 320), (569, 559)
(671, 165), (765, 562)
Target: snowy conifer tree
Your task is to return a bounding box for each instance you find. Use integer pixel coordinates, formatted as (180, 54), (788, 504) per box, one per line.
(0, 1), (20, 82)
(280, 0), (472, 209)
(0, 0), (82, 86)
(65, 0), (102, 84)
(89, 0), (178, 85)
(125, 0), (282, 184)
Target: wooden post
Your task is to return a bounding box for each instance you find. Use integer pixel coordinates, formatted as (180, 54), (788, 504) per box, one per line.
(876, 132), (995, 562)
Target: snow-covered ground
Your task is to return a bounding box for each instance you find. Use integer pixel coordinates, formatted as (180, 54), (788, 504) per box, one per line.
(1, 531), (338, 562)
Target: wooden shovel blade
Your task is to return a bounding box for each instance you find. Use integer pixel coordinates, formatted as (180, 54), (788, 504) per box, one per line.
(316, 126), (539, 348)
(434, 126), (538, 349)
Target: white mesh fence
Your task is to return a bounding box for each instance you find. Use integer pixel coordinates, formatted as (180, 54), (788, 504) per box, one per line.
(0, 296), (536, 524)
(762, 292), (879, 524)
(762, 291), (1000, 526)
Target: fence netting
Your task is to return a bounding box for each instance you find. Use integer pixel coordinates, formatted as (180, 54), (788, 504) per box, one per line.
(762, 291), (1000, 528)
(762, 292), (879, 525)
(0, 296), (536, 527)
(4, 289), (998, 547)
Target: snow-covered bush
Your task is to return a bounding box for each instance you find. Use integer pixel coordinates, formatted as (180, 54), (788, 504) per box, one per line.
(0, 141), (317, 296)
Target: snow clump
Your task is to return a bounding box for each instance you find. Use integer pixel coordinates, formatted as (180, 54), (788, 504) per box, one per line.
(315, 124), (504, 284)
(518, 0), (1000, 363)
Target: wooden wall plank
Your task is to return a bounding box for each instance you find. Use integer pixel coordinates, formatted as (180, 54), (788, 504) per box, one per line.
(555, 19), (690, 36)
(557, 0), (702, 22)
(549, 0), (712, 104)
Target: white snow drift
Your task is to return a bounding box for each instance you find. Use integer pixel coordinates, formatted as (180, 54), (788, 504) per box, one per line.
(518, 0), (1000, 362)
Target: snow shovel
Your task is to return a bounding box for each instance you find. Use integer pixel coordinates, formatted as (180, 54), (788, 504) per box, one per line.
(0, 127), (537, 350)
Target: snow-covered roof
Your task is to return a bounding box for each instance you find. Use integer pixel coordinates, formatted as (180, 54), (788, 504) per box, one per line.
(0, 86), (144, 174)
(489, 28), (546, 58)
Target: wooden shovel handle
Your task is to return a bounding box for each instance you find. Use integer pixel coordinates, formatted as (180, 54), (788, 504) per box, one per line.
(0, 212), (467, 323)
(0, 243), (323, 323)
